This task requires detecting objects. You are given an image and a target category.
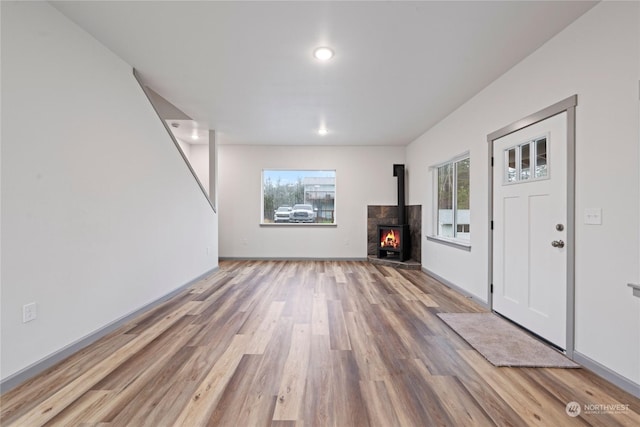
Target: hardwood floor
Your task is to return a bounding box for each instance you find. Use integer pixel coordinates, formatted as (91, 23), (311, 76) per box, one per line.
(1, 260), (638, 426)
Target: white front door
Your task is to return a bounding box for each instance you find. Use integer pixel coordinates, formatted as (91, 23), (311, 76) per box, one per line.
(492, 112), (567, 349)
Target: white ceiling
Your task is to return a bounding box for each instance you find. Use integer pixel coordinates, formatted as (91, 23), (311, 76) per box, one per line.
(51, 1), (597, 146)
(166, 120), (209, 146)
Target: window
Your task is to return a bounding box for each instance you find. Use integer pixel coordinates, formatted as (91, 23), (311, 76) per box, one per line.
(262, 170), (336, 225)
(503, 135), (548, 184)
(435, 156), (470, 242)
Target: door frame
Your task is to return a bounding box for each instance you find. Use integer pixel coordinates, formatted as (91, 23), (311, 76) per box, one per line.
(487, 95), (577, 358)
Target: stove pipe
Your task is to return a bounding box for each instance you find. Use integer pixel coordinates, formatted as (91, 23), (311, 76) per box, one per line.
(393, 164), (406, 225)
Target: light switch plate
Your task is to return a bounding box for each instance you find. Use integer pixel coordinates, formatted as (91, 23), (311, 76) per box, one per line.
(584, 208), (602, 225)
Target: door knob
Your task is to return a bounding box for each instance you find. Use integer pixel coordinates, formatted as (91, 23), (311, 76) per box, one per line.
(551, 240), (565, 248)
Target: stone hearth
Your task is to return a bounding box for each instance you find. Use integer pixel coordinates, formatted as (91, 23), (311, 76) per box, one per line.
(367, 205), (421, 266)
(367, 255), (421, 270)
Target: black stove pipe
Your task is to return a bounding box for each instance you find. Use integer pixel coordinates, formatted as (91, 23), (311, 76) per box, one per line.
(393, 164), (406, 225)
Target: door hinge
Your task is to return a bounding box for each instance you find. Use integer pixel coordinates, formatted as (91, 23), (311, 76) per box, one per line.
(490, 284), (494, 293)
(491, 157), (494, 167)
(490, 220), (494, 230)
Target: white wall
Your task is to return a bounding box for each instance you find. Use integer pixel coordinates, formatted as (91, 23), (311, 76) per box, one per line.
(218, 145), (405, 258)
(1, 2), (218, 381)
(174, 139), (210, 196)
(176, 138), (191, 160)
(406, 1), (639, 385)
(190, 144), (210, 195)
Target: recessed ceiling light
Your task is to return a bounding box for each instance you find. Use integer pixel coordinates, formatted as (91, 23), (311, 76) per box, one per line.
(313, 47), (334, 61)
(191, 131), (199, 140)
(318, 128), (329, 136)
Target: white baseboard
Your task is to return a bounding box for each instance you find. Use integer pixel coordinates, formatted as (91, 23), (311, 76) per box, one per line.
(421, 267), (490, 310)
(422, 268), (639, 399)
(573, 351), (640, 399)
(219, 257), (368, 261)
(0, 266), (219, 393)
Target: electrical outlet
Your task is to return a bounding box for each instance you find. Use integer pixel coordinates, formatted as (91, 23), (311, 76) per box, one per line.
(23, 302), (37, 323)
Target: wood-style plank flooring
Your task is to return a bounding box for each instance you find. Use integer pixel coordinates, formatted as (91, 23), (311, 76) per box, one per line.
(1, 260), (639, 426)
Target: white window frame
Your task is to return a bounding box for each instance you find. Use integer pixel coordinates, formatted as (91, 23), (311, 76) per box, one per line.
(502, 133), (550, 185)
(260, 169), (337, 226)
(428, 152), (471, 250)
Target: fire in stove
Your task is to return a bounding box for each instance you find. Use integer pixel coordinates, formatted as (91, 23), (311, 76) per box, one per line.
(380, 229), (400, 249)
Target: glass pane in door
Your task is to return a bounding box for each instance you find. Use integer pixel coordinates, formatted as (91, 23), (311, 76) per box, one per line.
(506, 148), (517, 183)
(535, 137), (548, 178)
(520, 143), (530, 180)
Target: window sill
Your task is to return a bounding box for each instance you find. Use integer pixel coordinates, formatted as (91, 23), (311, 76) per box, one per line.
(426, 235), (471, 251)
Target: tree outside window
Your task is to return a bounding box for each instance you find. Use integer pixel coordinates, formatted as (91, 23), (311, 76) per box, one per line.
(437, 157), (470, 241)
(262, 170), (336, 224)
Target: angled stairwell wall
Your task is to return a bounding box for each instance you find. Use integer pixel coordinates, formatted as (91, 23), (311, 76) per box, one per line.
(1, 1), (218, 388)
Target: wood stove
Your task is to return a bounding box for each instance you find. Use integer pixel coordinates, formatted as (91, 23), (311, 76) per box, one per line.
(377, 224), (410, 261)
(376, 164), (411, 262)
